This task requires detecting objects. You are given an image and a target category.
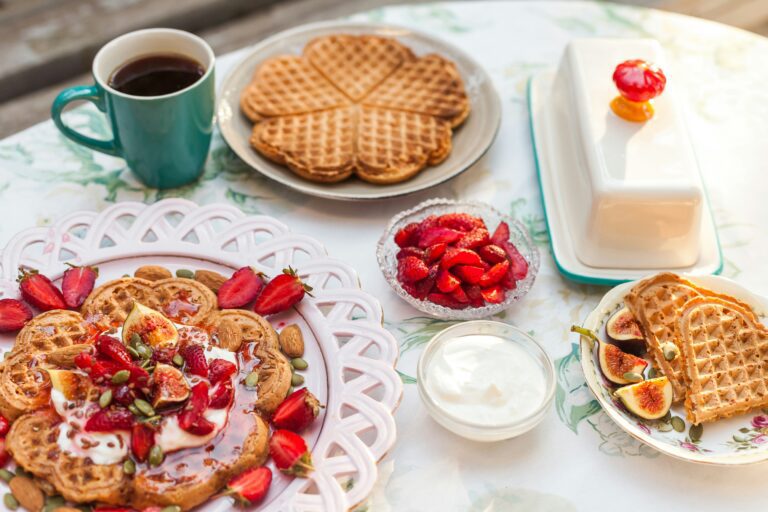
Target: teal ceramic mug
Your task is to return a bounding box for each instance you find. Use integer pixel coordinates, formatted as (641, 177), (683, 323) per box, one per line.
(52, 28), (215, 189)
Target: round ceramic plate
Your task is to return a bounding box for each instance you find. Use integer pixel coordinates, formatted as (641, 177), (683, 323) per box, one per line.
(216, 21), (501, 201)
(0, 199), (402, 511)
(578, 274), (768, 466)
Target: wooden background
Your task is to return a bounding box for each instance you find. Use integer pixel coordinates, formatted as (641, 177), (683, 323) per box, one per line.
(1, 0), (765, 138)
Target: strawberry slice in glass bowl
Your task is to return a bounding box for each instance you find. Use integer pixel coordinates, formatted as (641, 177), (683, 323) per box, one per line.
(377, 198), (540, 320)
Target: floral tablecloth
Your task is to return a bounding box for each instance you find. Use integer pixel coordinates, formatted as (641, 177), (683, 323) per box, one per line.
(2, 1), (768, 510)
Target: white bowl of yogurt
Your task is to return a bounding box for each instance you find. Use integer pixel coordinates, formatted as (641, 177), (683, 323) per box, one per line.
(417, 320), (555, 442)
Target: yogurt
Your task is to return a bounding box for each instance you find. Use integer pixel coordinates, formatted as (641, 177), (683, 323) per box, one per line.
(424, 334), (547, 426)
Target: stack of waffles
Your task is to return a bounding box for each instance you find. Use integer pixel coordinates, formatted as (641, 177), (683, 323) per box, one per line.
(240, 34), (470, 184)
(625, 273), (768, 424)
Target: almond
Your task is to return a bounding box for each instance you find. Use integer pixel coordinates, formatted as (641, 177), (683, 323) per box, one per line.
(134, 265), (172, 282)
(217, 319), (243, 352)
(9, 476), (44, 512)
(46, 343), (92, 368)
(279, 324), (304, 358)
(195, 270), (227, 293)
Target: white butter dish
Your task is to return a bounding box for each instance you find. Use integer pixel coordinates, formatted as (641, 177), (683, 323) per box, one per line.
(528, 38), (722, 285)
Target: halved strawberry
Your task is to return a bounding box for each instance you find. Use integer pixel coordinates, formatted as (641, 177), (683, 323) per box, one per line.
(272, 388), (321, 432)
(222, 466), (272, 505)
(427, 292), (468, 310)
(453, 265), (484, 285)
(131, 423), (154, 462)
(456, 228), (490, 249)
(436, 269), (460, 293)
(209, 358), (237, 384)
(424, 243), (447, 264)
(477, 244), (507, 264)
(209, 381), (234, 409)
(17, 268), (65, 311)
(182, 344), (209, 377)
(440, 248), (483, 270)
(217, 267), (264, 309)
(394, 223), (420, 248)
(417, 227), (463, 248)
(478, 260), (510, 288)
(269, 429), (314, 477)
(0, 299), (32, 333)
(85, 408), (135, 432)
(253, 267), (312, 316)
(96, 335), (133, 368)
(396, 247), (425, 261)
(397, 256), (429, 284)
(62, 264), (98, 309)
(435, 213), (485, 232)
(481, 286), (506, 304)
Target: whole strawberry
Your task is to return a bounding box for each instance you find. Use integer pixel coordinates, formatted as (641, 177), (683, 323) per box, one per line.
(218, 267), (264, 309)
(253, 268), (312, 316)
(18, 268), (66, 311)
(272, 388), (321, 432)
(269, 429), (313, 477)
(221, 466), (272, 505)
(62, 263), (98, 309)
(0, 299), (32, 332)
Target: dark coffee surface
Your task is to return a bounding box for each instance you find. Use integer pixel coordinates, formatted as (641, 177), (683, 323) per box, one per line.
(109, 53), (205, 97)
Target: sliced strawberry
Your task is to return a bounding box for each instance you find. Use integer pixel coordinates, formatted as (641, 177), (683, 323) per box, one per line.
(74, 350), (94, 370)
(394, 223), (420, 248)
(0, 415), (9, 437)
(224, 466), (272, 505)
(456, 228), (490, 249)
(217, 267), (264, 309)
(131, 423), (154, 462)
(61, 264), (98, 309)
(17, 268), (65, 311)
(209, 358), (237, 384)
(481, 286), (506, 304)
(182, 344), (209, 378)
(96, 335), (132, 368)
(490, 221), (511, 245)
(85, 408), (134, 432)
(0, 299), (32, 332)
(501, 241), (529, 280)
(435, 213), (485, 232)
(396, 247), (425, 261)
(501, 270), (518, 290)
(272, 388), (321, 432)
(464, 285), (485, 307)
(436, 269), (460, 293)
(440, 248), (483, 269)
(209, 381), (234, 409)
(451, 286), (469, 304)
(178, 381), (214, 435)
(253, 267), (312, 316)
(126, 364), (150, 388)
(453, 265), (484, 285)
(269, 429), (314, 477)
(417, 227), (463, 248)
(397, 256), (429, 284)
(478, 260), (510, 288)
(477, 244), (507, 264)
(427, 292), (468, 310)
(424, 243), (447, 264)
(402, 264), (438, 300)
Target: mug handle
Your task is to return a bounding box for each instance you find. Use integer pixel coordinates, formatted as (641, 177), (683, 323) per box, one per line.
(51, 85), (121, 157)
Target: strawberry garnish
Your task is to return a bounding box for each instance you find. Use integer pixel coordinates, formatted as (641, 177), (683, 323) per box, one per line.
(417, 227), (462, 248)
(394, 223), (420, 248)
(440, 248), (483, 270)
(397, 256), (429, 284)
(271, 388), (321, 432)
(0, 299), (32, 332)
(96, 334), (133, 368)
(17, 268), (65, 311)
(222, 466), (272, 505)
(477, 244), (507, 264)
(181, 344), (209, 377)
(0, 415), (9, 437)
(269, 429), (313, 477)
(209, 381), (234, 409)
(464, 285), (484, 308)
(61, 263), (98, 309)
(74, 351), (94, 370)
(131, 423), (155, 462)
(253, 268), (312, 316)
(178, 381), (215, 435)
(209, 358), (237, 384)
(217, 267), (264, 309)
(481, 286), (506, 304)
(478, 260), (510, 288)
(436, 269), (460, 293)
(85, 408), (135, 432)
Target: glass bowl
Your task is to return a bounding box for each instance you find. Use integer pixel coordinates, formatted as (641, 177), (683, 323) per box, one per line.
(417, 321), (555, 442)
(376, 198), (540, 320)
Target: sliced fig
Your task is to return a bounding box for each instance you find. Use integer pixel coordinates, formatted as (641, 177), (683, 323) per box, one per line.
(606, 307), (645, 355)
(151, 363), (190, 408)
(123, 302), (179, 348)
(614, 376), (672, 420)
(598, 340), (648, 385)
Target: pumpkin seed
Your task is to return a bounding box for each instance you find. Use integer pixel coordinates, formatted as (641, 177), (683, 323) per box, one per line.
(622, 371), (644, 383)
(130, 333), (142, 346)
(291, 357), (308, 371)
(656, 422), (673, 432)
(139, 414), (162, 425)
(99, 389), (113, 408)
(111, 370), (130, 384)
(245, 371), (259, 388)
(689, 423), (704, 442)
(291, 373), (305, 387)
(670, 416), (685, 432)
(123, 459), (136, 475)
(134, 398), (155, 416)
(136, 343), (153, 360)
(42, 505), (58, 512)
(149, 445), (164, 467)
(0, 469), (14, 483)
(3, 493), (18, 510)
(173, 354), (184, 366)
(126, 346), (140, 359)
(176, 269), (194, 279)
(128, 403), (141, 416)
(45, 496), (65, 507)
(161, 506), (182, 512)
(662, 342), (679, 362)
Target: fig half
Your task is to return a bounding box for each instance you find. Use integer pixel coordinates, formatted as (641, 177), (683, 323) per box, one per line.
(614, 376), (672, 420)
(151, 363), (190, 408)
(598, 340), (648, 385)
(123, 302), (178, 348)
(606, 307), (645, 355)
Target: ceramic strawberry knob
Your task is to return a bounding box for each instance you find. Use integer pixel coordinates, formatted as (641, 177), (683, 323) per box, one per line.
(610, 59), (666, 122)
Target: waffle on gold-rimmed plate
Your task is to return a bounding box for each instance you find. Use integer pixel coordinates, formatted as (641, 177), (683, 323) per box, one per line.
(577, 274), (768, 466)
(217, 21), (501, 201)
(0, 199), (402, 511)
